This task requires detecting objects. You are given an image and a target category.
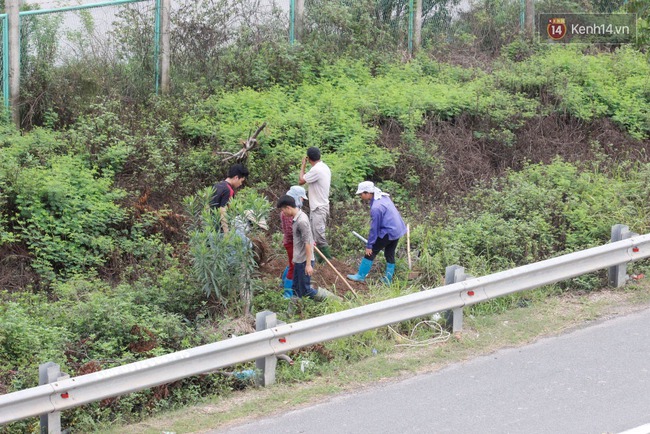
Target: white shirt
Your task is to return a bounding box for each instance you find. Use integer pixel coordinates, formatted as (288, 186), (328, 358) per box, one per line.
(303, 161), (331, 210)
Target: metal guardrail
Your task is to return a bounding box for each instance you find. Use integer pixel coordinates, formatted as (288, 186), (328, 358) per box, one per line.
(1, 232), (650, 426)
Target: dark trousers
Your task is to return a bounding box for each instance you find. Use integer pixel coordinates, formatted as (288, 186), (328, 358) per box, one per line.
(364, 235), (399, 264)
(292, 260), (317, 298)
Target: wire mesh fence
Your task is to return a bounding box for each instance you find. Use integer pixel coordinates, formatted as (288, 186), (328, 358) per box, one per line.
(168, 0), (289, 88)
(2, 0), (647, 127)
(300, 0), (463, 57)
(16, 0), (157, 126)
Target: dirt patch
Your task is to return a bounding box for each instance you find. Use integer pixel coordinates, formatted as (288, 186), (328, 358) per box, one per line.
(0, 244), (39, 292)
(128, 325), (158, 353)
(378, 113), (650, 207)
(258, 253), (287, 277)
(258, 256), (368, 297)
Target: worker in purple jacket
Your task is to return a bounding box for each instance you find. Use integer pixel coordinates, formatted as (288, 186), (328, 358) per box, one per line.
(347, 181), (407, 284)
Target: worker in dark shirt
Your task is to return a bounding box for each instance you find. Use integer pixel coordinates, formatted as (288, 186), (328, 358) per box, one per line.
(209, 164), (249, 233)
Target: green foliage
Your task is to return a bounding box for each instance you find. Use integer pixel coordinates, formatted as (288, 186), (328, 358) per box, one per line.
(452, 0), (521, 53)
(50, 278), (194, 360)
(4, 6), (650, 430)
(303, 0), (459, 59)
(124, 265), (205, 322)
(0, 298), (69, 375)
(626, 0), (650, 48)
(496, 46), (650, 139)
(0, 275), (206, 379)
(0, 275), (230, 432)
(1, 127), (63, 246)
(66, 100), (186, 190)
(0, 179), (14, 246)
(181, 57), (545, 194)
(415, 159), (648, 287)
(12, 154), (126, 280)
(181, 68), (395, 194)
(65, 102), (137, 174)
(166, 0), (297, 91)
(185, 187), (271, 316)
(3, 125), (184, 286)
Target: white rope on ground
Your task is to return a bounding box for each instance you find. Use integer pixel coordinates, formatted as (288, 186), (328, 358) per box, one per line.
(388, 319), (451, 347)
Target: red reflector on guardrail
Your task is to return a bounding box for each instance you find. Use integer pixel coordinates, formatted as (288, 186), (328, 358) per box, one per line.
(468, 291), (475, 296)
(279, 338), (286, 343)
(61, 393), (69, 399)
(633, 247), (640, 252)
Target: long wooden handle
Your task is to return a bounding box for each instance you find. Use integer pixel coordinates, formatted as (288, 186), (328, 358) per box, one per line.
(313, 246), (358, 297)
(407, 223), (412, 271)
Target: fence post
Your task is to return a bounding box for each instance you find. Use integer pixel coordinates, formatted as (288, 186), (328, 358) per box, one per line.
(39, 362), (69, 434)
(609, 224), (638, 287)
(2, 15), (10, 116)
(525, 0), (534, 37)
(255, 310), (277, 386)
(160, 0), (170, 94)
(407, 0), (414, 56)
(414, 0), (422, 52)
(7, 0), (20, 127)
(289, 0), (295, 44)
(444, 265), (467, 333)
(294, 0), (304, 43)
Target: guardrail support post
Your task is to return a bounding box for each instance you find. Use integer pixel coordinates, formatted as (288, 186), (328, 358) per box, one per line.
(39, 362), (66, 434)
(609, 224), (638, 287)
(445, 265), (467, 333)
(255, 310), (277, 387)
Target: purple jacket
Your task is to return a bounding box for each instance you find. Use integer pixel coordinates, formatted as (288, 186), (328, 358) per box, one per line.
(367, 197), (407, 249)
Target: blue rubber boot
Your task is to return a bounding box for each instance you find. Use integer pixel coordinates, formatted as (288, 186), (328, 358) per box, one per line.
(381, 263), (396, 284)
(280, 266), (289, 287)
(347, 258), (373, 282)
(283, 278), (294, 298)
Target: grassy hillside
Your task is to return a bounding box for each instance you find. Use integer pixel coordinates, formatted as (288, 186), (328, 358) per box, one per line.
(1, 44), (650, 432)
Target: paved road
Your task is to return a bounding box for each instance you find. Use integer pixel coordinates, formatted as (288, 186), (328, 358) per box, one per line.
(213, 308), (650, 434)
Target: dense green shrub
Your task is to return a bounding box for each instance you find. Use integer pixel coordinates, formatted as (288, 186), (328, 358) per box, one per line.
(0, 274), (232, 433)
(1, 127), (64, 247)
(0, 298), (69, 379)
(0, 274), (211, 385)
(12, 155), (126, 280)
(181, 80), (394, 194)
(495, 46), (650, 139)
(181, 58), (544, 195)
(0, 112), (188, 285)
(415, 159), (649, 282)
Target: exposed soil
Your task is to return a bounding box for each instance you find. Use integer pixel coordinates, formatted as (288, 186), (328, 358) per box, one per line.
(378, 114), (650, 207)
(0, 244), (38, 292)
